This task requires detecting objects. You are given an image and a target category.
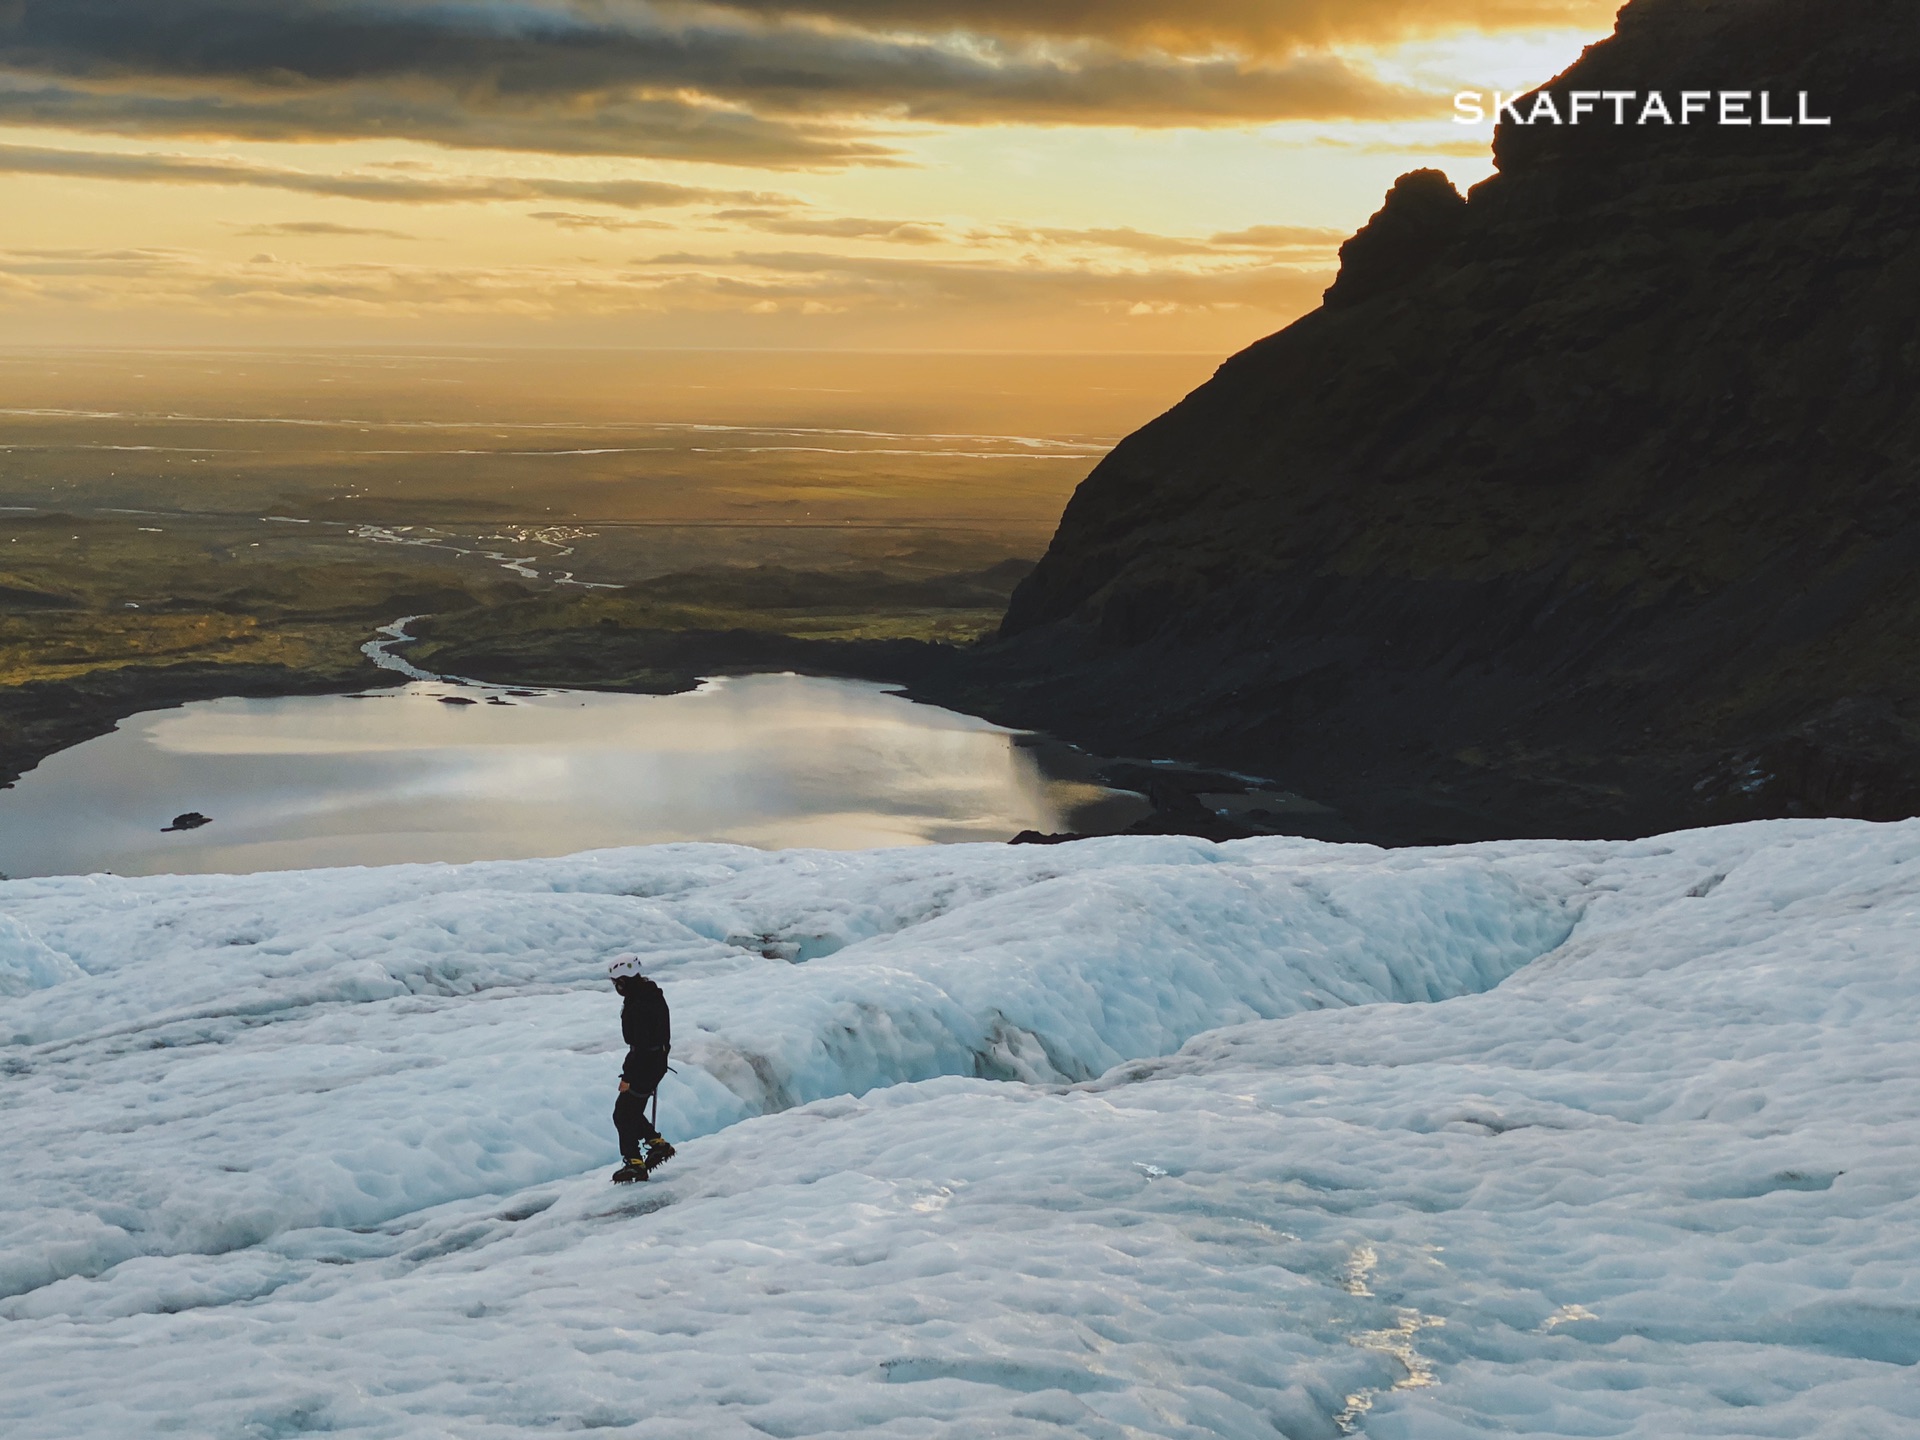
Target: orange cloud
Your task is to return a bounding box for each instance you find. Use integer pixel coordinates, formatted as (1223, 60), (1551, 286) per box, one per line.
(0, 142), (802, 207)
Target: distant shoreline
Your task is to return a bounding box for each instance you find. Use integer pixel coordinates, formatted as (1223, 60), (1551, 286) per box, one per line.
(0, 661), (382, 794)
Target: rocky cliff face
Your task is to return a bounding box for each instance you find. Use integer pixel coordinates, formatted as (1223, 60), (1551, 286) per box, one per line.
(944, 0), (1920, 843)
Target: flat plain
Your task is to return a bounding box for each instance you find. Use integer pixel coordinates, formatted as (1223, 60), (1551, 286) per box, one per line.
(0, 348), (1213, 785)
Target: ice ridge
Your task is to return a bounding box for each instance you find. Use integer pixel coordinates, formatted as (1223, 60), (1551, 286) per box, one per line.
(0, 837), (1570, 1305)
(4, 822), (1917, 1436)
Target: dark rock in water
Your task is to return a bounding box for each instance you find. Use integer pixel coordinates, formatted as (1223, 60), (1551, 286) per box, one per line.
(437, 695), (478, 706)
(162, 812), (211, 832)
(934, 0), (1920, 845)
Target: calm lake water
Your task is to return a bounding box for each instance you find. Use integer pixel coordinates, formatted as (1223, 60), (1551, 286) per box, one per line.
(0, 674), (1127, 879)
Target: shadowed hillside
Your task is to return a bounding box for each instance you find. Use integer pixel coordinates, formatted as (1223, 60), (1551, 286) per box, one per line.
(933, 0), (1920, 843)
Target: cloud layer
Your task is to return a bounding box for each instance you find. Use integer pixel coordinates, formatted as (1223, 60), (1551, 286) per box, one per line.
(0, 0), (1579, 161)
(701, 0), (1617, 52)
(0, 142), (796, 207)
(0, 2), (1585, 343)
(0, 240), (1333, 335)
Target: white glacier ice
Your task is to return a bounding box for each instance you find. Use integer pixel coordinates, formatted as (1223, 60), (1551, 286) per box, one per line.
(0, 914), (85, 997)
(1, 821), (1916, 1437)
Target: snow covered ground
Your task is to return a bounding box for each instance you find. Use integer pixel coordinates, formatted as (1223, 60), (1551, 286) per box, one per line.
(1, 822), (1917, 1437)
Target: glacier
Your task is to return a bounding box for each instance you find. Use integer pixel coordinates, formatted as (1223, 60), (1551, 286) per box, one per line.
(1, 821), (1917, 1437)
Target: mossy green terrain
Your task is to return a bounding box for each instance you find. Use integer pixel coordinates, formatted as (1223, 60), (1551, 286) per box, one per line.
(0, 348), (1201, 800)
(0, 511), (526, 787)
(0, 513), (506, 684)
(0, 507), (1036, 788)
(408, 561), (1029, 692)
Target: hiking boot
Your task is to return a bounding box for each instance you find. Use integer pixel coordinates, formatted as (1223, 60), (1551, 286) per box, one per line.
(643, 1139), (676, 1174)
(610, 1158), (650, 1184)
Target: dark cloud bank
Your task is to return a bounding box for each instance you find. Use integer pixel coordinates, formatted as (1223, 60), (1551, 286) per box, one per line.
(0, 0), (1555, 161)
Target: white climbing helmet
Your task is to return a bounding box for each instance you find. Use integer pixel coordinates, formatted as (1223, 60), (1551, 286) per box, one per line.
(607, 953), (645, 980)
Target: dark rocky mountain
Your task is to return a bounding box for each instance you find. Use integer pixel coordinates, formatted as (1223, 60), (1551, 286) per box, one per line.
(929, 0), (1920, 844)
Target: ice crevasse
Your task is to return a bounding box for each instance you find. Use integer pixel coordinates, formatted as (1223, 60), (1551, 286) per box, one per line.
(1, 822), (1917, 1438)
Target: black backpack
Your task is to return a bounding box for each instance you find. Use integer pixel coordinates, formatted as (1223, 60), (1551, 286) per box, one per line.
(622, 976), (671, 1052)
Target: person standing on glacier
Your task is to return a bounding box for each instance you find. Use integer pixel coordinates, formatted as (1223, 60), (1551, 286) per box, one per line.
(608, 954), (676, 1183)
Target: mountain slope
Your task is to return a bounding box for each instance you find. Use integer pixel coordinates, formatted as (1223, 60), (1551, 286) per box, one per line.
(942, 0), (1920, 843)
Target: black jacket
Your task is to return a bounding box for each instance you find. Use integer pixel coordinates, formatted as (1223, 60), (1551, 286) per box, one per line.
(620, 976), (671, 1084)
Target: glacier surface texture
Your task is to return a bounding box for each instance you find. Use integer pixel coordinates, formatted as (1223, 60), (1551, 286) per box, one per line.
(1, 822), (1917, 1437)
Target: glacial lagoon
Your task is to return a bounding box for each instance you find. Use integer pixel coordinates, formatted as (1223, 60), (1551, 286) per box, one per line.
(0, 674), (1131, 878)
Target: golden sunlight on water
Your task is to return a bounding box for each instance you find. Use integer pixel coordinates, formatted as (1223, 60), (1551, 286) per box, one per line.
(0, 674), (1130, 877)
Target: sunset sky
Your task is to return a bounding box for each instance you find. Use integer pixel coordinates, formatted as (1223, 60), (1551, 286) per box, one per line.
(0, 1), (1621, 350)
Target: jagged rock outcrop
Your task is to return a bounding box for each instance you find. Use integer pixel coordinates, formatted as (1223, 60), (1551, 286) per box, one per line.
(1321, 169), (1469, 310)
(936, 0), (1920, 843)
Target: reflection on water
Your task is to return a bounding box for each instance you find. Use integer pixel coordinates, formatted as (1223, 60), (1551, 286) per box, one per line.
(0, 674), (1121, 878)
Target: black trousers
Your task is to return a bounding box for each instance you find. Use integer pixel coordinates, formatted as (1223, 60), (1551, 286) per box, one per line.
(614, 1051), (669, 1158)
